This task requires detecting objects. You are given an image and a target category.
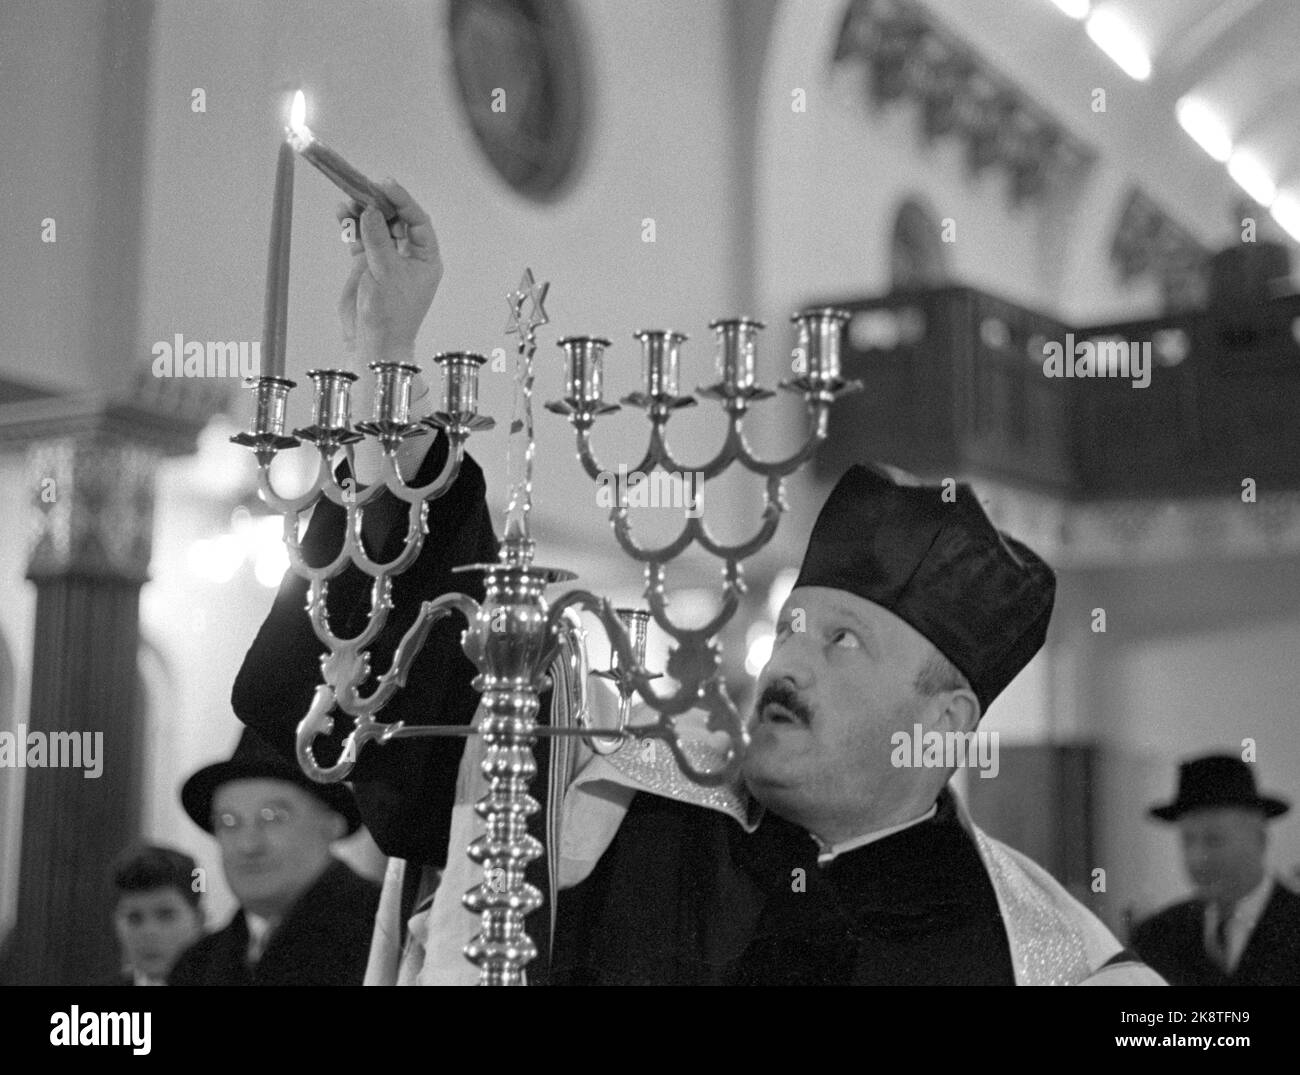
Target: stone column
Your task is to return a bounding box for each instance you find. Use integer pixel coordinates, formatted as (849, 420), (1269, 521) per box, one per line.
(0, 431), (156, 985)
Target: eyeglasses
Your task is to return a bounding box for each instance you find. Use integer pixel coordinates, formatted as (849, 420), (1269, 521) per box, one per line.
(213, 804), (294, 834)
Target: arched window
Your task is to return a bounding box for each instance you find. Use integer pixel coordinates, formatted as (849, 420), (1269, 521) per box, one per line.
(890, 197), (949, 290)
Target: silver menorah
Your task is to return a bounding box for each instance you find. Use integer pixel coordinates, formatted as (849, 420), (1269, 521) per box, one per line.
(232, 271), (858, 985)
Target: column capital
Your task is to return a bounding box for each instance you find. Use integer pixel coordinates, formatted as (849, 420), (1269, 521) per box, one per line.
(25, 431), (158, 581)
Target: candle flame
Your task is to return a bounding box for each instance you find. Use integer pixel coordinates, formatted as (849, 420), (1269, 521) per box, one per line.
(288, 90), (309, 139)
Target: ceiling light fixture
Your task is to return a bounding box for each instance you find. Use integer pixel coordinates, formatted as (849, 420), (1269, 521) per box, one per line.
(1228, 149), (1277, 206)
(1048, 0), (1090, 19)
(1086, 9), (1151, 80)
(1175, 96), (1233, 162)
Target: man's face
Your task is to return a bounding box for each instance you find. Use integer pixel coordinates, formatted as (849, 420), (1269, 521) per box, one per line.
(113, 888), (203, 980)
(212, 779), (341, 918)
(1178, 807), (1267, 904)
(743, 586), (951, 839)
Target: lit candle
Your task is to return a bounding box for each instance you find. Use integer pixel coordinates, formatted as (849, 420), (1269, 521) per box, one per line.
(286, 90), (398, 222)
(261, 140), (294, 379)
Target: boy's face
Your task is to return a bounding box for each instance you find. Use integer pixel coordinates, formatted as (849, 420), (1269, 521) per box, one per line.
(113, 887), (203, 980)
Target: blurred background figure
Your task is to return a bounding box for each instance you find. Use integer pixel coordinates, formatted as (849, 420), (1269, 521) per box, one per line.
(167, 726), (379, 986)
(1131, 754), (1300, 985)
(106, 843), (205, 986)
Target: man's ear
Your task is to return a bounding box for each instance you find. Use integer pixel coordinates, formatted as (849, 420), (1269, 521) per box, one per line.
(932, 688), (980, 738)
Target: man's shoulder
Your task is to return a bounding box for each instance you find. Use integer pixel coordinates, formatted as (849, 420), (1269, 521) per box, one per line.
(166, 920), (237, 985)
(319, 859), (382, 904)
(289, 860), (381, 938)
(1132, 897), (1202, 942)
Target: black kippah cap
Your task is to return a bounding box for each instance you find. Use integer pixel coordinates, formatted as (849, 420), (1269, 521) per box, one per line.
(792, 464), (1056, 714)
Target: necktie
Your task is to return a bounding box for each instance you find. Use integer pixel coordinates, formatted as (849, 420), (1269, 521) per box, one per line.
(1211, 909), (1232, 971)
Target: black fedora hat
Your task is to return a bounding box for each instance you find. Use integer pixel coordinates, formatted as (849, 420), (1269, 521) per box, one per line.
(181, 726), (362, 835)
(1149, 754), (1290, 822)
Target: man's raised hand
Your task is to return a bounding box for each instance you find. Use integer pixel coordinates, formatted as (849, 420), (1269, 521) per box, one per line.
(336, 178), (442, 366)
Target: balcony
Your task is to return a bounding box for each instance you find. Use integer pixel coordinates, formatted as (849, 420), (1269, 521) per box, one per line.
(813, 284), (1300, 498)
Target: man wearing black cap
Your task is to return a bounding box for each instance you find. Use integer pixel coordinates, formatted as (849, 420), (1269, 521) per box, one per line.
(537, 464), (1163, 985)
(168, 727), (380, 986)
(235, 191), (1160, 984)
(1132, 754), (1300, 986)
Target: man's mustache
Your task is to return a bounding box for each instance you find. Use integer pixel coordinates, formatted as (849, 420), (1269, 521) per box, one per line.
(754, 681), (814, 726)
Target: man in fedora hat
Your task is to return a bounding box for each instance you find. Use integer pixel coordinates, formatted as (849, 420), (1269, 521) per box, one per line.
(168, 727), (381, 986)
(1132, 754), (1300, 986)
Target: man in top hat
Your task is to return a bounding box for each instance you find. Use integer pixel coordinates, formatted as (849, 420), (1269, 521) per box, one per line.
(168, 727), (381, 986)
(1132, 754), (1300, 986)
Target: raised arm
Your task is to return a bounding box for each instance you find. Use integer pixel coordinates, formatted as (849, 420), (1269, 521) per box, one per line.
(232, 180), (500, 866)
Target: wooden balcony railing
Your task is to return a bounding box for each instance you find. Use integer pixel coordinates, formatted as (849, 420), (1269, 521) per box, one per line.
(812, 285), (1300, 498)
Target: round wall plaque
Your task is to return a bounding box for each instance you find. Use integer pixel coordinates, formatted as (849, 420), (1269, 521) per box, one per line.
(448, 0), (587, 201)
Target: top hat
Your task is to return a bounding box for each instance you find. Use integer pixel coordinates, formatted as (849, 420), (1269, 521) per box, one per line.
(180, 726), (362, 835)
(1149, 754), (1290, 822)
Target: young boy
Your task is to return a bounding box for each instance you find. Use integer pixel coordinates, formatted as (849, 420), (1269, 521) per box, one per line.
(108, 844), (205, 985)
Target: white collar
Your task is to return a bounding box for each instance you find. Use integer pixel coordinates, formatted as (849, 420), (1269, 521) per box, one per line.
(815, 803), (938, 865)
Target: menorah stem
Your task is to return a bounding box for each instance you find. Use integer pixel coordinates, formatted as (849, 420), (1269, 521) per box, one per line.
(463, 694), (543, 985)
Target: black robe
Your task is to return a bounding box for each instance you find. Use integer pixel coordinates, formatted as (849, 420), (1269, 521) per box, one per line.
(732, 787), (1015, 985)
(1131, 882), (1300, 986)
(168, 861), (380, 986)
(231, 432), (498, 870)
(549, 786), (1015, 985)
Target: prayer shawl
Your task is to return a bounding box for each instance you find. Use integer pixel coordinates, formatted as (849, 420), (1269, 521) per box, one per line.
(365, 702), (1163, 986)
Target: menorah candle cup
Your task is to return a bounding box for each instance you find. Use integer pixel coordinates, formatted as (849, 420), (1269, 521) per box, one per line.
(294, 369), (363, 448)
(309, 368), (357, 430)
(559, 335), (611, 409)
(438, 351), (484, 415)
(230, 375), (299, 463)
(700, 316), (772, 400)
(370, 360), (420, 426)
(250, 375), (295, 437)
(426, 351), (495, 435)
(635, 330), (687, 398)
(791, 307), (851, 390)
(613, 607), (653, 674)
(592, 607), (661, 733)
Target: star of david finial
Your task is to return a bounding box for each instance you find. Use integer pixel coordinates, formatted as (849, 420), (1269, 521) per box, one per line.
(505, 268), (550, 336)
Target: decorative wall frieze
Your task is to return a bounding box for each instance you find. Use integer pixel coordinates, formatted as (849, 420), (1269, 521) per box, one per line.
(25, 433), (157, 580)
(1110, 188), (1211, 313)
(831, 0), (1096, 206)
